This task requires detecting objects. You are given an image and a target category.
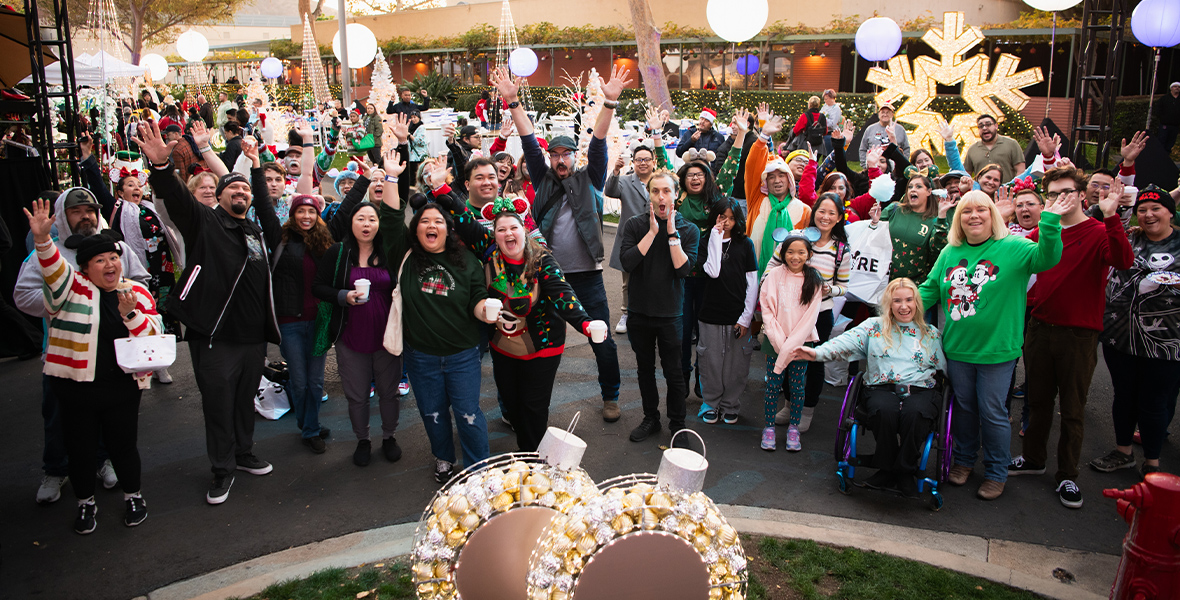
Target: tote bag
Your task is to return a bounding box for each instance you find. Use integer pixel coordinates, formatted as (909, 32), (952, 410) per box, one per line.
(844, 220), (892, 305)
(114, 334), (177, 373)
(382, 251), (413, 356)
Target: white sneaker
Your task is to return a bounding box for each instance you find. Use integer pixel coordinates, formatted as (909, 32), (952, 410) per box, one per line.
(774, 406), (791, 426)
(798, 407), (815, 433)
(615, 314), (628, 334)
(37, 475), (68, 504)
(155, 367), (173, 384)
(97, 459), (118, 489)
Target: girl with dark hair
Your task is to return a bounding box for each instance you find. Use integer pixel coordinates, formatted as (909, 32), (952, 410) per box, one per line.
(696, 198), (758, 425)
(377, 159), (493, 484)
(759, 235), (823, 452)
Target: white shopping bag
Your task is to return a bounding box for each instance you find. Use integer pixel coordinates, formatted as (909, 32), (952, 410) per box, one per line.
(844, 220), (892, 305)
(254, 377), (290, 420)
(114, 334), (177, 373)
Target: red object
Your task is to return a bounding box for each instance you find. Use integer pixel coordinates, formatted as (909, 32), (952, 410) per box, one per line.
(1103, 473), (1180, 600)
(1027, 215), (1134, 331)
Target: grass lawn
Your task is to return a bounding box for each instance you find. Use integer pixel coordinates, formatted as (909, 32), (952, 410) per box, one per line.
(229, 536), (1044, 600)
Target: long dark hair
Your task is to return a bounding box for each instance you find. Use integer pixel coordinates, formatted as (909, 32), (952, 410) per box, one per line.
(282, 209), (333, 258)
(776, 236), (823, 306)
(809, 193), (848, 244)
(706, 197), (746, 241)
(492, 211), (547, 286)
(343, 202), (385, 267)
(408, 203), (468, 274)
(817, 172), (851, 202)
(903, 175), (938, 220)
(676, 160), (717, 205)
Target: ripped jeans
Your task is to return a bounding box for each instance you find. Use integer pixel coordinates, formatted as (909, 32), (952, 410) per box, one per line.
(403, 344), (489, 468)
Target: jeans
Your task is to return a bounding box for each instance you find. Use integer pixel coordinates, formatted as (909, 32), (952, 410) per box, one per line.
(1104, 344), (1180, 461)
(946, 358), (1018, 482)
(278, 321), (326, 439)
(565, 271), (621, 402)
(404, 344), (489, 467)
(628, 313), (687, 424)
(680, 277), (706, 382)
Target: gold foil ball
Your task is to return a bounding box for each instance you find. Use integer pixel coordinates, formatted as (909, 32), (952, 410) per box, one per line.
(460, 512), (480, 531)
(446, 528), (466, 547)
(448, 495), (470, 515)
(718, 524), (738, 546)
(412, 562), (433, 580)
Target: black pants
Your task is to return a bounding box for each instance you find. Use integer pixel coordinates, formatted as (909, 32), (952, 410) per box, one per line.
(864, 386), (939, 475)
(191, 339), (267, 476)
(803, 309), (834, 408)
(52, 376), (142, 500)
(1104, 343), (1180, 461)
(628, 313), (687, 424)
(399, 161), (420, 201)
(366, 146), (383, 165)
(491, 351), (562, 452)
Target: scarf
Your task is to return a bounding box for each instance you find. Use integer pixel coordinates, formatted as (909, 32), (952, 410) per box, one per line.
(758, 193), (793, 276)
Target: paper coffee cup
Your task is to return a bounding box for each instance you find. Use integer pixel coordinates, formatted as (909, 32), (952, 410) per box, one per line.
(354, 278), (370, 302)
(484, 298), (502, 321)
(588, 320), (607, 343)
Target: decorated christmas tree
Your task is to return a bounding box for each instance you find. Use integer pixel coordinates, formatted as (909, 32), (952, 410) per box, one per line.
(302, 15), (331, 106)
(244, 70), (270, 106)
(369, 49), (397, 148)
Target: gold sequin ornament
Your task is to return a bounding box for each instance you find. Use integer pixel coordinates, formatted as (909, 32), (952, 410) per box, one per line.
(446, 528), (466, 547)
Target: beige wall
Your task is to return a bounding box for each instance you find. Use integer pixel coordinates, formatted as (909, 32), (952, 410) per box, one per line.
(293, 0), (1025, 45)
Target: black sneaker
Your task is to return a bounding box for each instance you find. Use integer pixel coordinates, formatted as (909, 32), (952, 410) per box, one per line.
(382, 437), (403, 462)
(74, 501), (97, 534)
(629, 417), (661, 442)
(896, 475), (920, 499)
(1090, 449), (1136, 473)
(701, 409), (720, 424)
(1008, 455), (1046, 476)
(235, 454), (273, 475)
(863, 470), (897, 490)
(318, 427), (331, 439)
(302, 436), (327, 454)
(434, 459), (454, 484)
(1141, 463), (1161, 477)
(207, 474), (234, 505)
(1056, 480), (1083, 509)
(124, 496), (148, 526)
(354, 440), (372, 467)
(670, 423), (690, 448)
(721, 413), (739, 425)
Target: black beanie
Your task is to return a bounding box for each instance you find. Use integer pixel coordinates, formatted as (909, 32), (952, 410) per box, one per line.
(216, 172), (249, 198)
(1135, 184), (1176, 216)
(65, 230), (123, 266)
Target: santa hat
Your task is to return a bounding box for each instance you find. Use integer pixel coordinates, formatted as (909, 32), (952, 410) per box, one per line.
(699, 107), (717, 123)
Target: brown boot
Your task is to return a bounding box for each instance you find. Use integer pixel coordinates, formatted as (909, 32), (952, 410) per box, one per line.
(948, 464), (972, 486)
(977, 479), (1005, 500)
(602, 400), (620, 423)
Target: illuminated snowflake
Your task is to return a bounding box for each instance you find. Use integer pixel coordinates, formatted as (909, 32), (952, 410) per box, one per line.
(866, 11), (1043, 156)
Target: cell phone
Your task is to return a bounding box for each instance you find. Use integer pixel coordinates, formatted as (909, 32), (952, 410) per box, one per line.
(733, 327), (742, 339)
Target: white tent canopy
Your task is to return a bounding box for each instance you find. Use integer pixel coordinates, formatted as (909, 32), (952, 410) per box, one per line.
(23, 50), (145, 87)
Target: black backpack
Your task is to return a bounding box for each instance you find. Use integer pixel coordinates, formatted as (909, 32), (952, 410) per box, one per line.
(805, 111), (827, 148)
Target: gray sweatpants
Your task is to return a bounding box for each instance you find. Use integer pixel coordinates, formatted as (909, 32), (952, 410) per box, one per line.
(696, 321), (756, 415)
(335, 342), (403, 441)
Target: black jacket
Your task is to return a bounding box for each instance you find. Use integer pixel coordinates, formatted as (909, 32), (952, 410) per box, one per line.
(149, 165), (282, 344)
(386, 98), (429, 115)
(1156, 92), (1180, 126)
(220, 135), (243, 169)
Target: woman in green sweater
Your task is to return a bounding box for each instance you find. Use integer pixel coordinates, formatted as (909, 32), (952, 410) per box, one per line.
(918, 190), (1070, 500)
(872, 174), (956, 285)
(377, 163), (496, 485)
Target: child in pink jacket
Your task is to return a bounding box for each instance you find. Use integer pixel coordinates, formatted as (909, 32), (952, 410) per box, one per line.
(759, 235), (823, 451)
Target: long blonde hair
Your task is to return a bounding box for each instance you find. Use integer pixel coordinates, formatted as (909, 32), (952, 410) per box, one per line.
(878, 278), (932, 351)
(947, 190), (1009, 246)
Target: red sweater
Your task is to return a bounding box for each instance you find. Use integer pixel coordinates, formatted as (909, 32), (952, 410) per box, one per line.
(1027, 215), (1134, 331)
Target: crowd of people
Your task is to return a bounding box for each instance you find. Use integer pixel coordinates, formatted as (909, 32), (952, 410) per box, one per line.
(11, 68), (1180, 536)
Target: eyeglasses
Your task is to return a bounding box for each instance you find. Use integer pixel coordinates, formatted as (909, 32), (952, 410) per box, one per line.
(633, 157), (653, 164)
(686, 172), (706, 180)
(1045, 189), (1077, 200)
(1088, 181), (1111, 191)
(548, 152), (574, 162)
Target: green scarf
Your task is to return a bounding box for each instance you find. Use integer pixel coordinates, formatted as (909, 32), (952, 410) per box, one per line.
(758, 194), (793, 277)
(678, 193), (710, 229)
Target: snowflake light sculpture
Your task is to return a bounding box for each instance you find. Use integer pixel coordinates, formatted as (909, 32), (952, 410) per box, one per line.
(866, 11), (1043, 156)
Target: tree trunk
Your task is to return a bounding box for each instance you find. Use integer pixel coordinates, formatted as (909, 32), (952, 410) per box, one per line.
(626, 0), (672, 113)
(130, 2), (145, 65)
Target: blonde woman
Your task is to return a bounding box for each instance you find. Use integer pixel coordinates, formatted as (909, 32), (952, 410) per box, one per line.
(916, 190), (1070, 500)
(793, 278), (946, 497)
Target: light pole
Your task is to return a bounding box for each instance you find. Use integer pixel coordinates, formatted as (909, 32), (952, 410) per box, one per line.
(337, 0), (351, 106)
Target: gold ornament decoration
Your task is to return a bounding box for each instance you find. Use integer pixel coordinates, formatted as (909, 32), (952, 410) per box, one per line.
(865, 11), (1043, 156)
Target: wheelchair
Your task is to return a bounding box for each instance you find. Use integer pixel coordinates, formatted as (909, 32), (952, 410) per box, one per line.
(833, 373), (954, 511)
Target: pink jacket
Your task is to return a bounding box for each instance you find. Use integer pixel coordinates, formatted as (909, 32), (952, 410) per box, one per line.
(759, 267), (822, 373)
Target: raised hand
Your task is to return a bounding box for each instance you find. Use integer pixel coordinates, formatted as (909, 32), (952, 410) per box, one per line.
(500, 114), (515, 138)
(1045, 188), (1079, 216)
(938, 121), (955, 144)
(489, 66), (520, 103)
(79, 135), (93, 160)
(865, 145), (884, 170)
(390, 112), (410, 144)
(1100, 178), (1124, 217)
(294, 120), (315, 144)
(1033, 126), (1060, 158)
(756, 102), (771, 123)
(885, 123), (897, 146)
(937, 191), (956, 218)
(645, 105), (669, 132)
(599, 63), (633, 102)
(134, 120), (177, 167)
(190, 119), (212, 147)
(869, 201), (881, 225)
(424, 156), (450, 189)
(23, 197), (54, 241)
(1120, 131), (1148, 166)
(241, 136), (260, 166)
(382, 146), (406, 177)
(613, 154), (625, 175)
(958, 175), (974, 195)
(760, 114), (784, 138)
(648, 200), (659, 234)
(994, 185), (1014, 221)
(732, 107), (751, 138)
(666, 205), (677, 234)
(443, 122), (456, 141)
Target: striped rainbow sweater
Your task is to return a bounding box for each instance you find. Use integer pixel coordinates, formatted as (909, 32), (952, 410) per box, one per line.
(37, 243), (163, 382)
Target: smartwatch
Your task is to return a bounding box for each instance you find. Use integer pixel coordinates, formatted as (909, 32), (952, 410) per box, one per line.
(124, 310), (138, 321)
(507, 101), (521, 109)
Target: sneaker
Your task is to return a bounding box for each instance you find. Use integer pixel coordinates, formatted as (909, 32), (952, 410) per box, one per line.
(235, 454), (273, 475)
(1133, 430), (1142, 445)
(382, 437), (403, 462)
(1010, 382), (1026, 400)
(670, 422), (689, 448)
(501, 415), (514, 431)
(319, 427), (332, 439)
(760, 427), (776, 451)
(302, 436), (327, 454)
(74, 501), (97, 534)
(1141, 463), (1160, 477)
(369, 384), (376, 398)
(1056, 480), (1083, 508)
(602, 400), (621, 423)
(37, 475), (68, 505)
(629, 417), (661, 442)
(435, 459), (454, 484)
(701, 408), (720, 424)
(398, 382), (411, 396)
(615, 314), (628, 334)
(722, 413), (739, 425)
(977, 479), (1005, 500)
(784, 425), (802, 452)
(206, 474), (234, 505)
(774, 406), (791, 426)
(863, 469), (896, 490)
(1008, 455), (1046, 476)
(322, 393), (329, 402)
(1090, 449), (1136, 473)
(97, 459), (118, 489)
(948, 464), (972, 486)
(798, 406), (815, 433)
(354, 439), (372, 467)
(155, 367), (173, 384)
(124, 496), (148, 526)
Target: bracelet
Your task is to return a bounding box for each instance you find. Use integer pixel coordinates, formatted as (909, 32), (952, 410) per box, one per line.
(302, 142), (314, 147)
(385, 175), (399, 183)
(150, 159), (172, 171)
(197, 146), (212, 154)
(758, 133), (772, 144)
(603, 100), (619, 109)
(34, 240), (53, 249)
(668, 239), (682, 246)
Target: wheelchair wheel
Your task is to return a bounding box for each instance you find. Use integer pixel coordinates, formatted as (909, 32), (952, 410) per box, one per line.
(929, 490), (944, 512)
(937, 386), (955, 484)
(833, 375), (863, 463)
(836, 467), (852, 495)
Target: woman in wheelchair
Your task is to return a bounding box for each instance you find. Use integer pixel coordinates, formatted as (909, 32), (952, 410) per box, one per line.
(793, 278), (946, 497)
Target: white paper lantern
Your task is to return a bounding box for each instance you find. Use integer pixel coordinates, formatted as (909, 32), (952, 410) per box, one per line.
(140, 53), (168, 80)
(855, 17), (903, 62)
(175, 30), (209, 63)
(706, 0), (768, 43)
(1132, 0), (1180, 48)
(260, 57), (284, 79)
(508, 47), (539, 77)
(332, 23), (379, 69)
(1021, 0), (1082, 11)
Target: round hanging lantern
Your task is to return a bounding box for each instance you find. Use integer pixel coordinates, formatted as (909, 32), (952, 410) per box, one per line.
(1021, 0), (1082, 11)
(509, 47), (539, 77)
(854, 17), (903, 62)
(1131, 0), (1180, 48)
(176, 30), (209, 63)
(705, 0), (768, 43)
(411, 423), (600, 600)
(140, 53), (168, 80)
(260, 57), (284, 79)
(332, 23), (379, 69)
(734, 55), (760, 76)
